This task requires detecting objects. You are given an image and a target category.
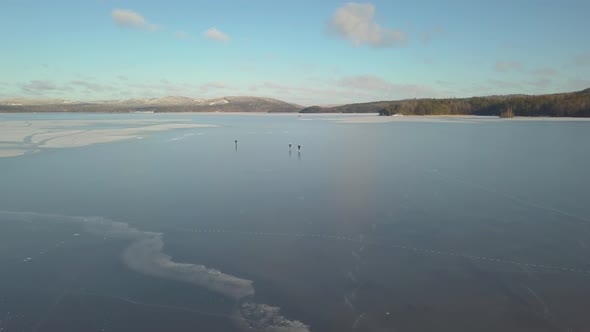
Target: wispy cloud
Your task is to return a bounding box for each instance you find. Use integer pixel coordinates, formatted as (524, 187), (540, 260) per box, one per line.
(203, 28), (230, 42)
(567, 78), (590, 90)
(248, 81), (379, 105)
(235, 64), (256, 73)
(21, 79), (121, 96)
(487, 79), (522, 89)
(199, 82), (234, 93)
(419, 26), (444, 44)
(336, 75), (436, 97)
(0, 83), (7, 96)
(125, 80), (197, 97)
(337, 75), (394, 91)
(247, 75), (439, 105)
(573, 53), (590, 67)
(69, 80), (116, 93)
(328, 3), (406, 48)
(111, 9), (160, 31)
(525, 78), (552, 88)
(494, 60), (523, 73)
(21, 80), (71, 94)
(531, 67), (558, 76)
(435, 80), (455, 86)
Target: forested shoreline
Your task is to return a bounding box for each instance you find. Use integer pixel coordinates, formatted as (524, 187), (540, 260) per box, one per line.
(300, 89), (590, 117)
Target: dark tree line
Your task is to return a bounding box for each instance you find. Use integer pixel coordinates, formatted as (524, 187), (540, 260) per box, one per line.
(303, 88), (590, 117)
(385, 90), (590, 117)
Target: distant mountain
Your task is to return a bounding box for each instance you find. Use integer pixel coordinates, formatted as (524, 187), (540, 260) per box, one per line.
(111, 96), (206, 106)
(0, 97), (77, 106)
(300, 88), (590, 117)
(0, 96), (301, 113)
(3, 88), (590, 116)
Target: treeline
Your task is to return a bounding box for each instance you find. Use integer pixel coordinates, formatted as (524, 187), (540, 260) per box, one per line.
(301, 88), (590, 117)
(300, 101), (393, 114)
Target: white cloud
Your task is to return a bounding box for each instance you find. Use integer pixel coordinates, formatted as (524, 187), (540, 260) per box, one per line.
(328, 3), (406, 47)
(112, 9), (159, 31)
(203, 28), (230, 42)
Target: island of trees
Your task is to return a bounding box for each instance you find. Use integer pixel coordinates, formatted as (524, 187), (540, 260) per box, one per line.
(301, 88), (590, 117)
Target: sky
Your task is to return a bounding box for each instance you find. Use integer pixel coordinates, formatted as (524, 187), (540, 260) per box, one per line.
(1, 0), (589, 105)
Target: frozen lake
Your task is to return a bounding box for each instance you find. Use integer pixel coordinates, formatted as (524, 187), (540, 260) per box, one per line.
(1, 113), (590, 331)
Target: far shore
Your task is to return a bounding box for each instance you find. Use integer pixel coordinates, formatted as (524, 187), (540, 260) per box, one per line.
(2, 111), (590, 120)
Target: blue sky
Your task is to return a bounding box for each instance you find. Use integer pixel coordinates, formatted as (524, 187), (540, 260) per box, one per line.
(1, 0), (589, 105)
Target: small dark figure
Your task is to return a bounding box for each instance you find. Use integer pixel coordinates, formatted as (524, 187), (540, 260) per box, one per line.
(289, 143), (292, 149)
(235, 140), (238, 151)
(297, 145), (301, 152)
